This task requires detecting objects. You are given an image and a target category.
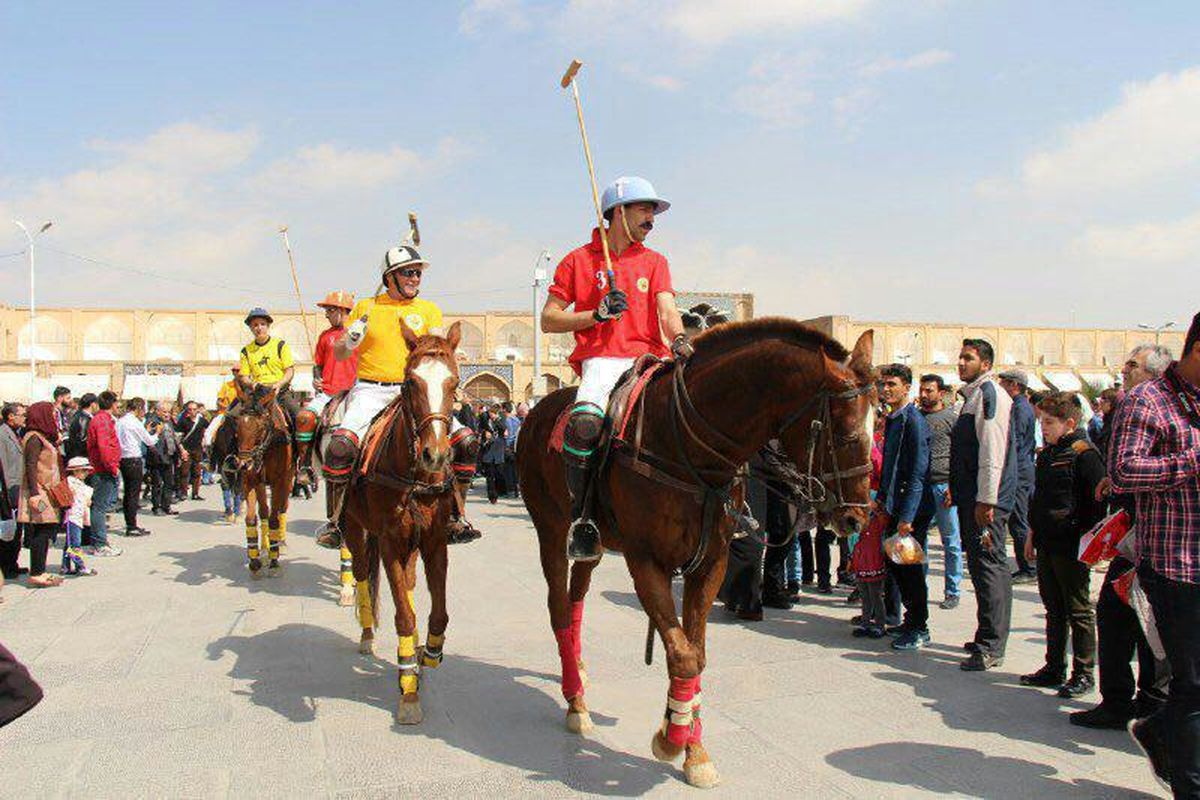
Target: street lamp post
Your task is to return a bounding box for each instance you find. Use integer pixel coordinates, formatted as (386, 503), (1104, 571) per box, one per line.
(12, 220), (53, 388)
(1137, 321), (1175, 345)
(532, 249), (551, 400)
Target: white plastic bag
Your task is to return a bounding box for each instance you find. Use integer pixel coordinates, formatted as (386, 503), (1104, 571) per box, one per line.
(883, 532), (926, 565)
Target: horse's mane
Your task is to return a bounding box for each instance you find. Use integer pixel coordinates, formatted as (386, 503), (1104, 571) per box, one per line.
(692, 316), (851, 363)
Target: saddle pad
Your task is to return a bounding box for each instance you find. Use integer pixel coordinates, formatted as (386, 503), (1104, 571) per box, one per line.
(358, 400), (402, 477)
(548, 358), (667, 454)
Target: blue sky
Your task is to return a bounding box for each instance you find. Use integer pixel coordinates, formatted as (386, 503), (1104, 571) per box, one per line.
(2, 1), (1197, 328)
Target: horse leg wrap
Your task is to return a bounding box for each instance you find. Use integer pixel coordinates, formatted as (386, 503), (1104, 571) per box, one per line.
(555, 627), (584, 700)
(245, 524), (260, 561)
(398, 635), (420, 694)
(663, 676), (701, 748)
(422, 633), (445, 668)
(688, 678), (704, 745)
(570, 600), (585, 664)
(339, 546), (354, 587)
(356, 580), (375, 629)
(268, 525), (282, 559)
(277, 513), (287, 544)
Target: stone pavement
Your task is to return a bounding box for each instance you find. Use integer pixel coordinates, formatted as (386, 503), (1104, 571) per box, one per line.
(0, 488), (1164, 798)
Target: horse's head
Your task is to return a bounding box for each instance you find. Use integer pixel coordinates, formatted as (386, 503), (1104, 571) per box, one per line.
(233, 383), (277, 472)
(778, 329), (876, 538)
(401, 319), (462, 473)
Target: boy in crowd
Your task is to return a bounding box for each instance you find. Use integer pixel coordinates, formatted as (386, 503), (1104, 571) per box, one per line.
(1020, 392), (1105, 698)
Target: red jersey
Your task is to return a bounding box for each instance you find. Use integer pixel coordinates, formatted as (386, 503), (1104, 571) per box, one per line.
(314, 326), (358, 394)
(548, 228), (674, 374)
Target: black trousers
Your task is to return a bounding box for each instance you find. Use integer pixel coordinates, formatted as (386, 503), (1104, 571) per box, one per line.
(887, 523), (930, 631)
(0, 487), (22, 576)
(719, 533), (763, 614)
(1007, 484), (1034, 572)
(959, 502), (1013, 658)
(762, 488), (792, 598)
(1036, 550), (1096, 677)
(150, 463), (174, 513)
(120, 457), (144, 531)
(1098, 556), (1170, 711)
(24, 523), (57, 577)
(798, 527), (835, 586)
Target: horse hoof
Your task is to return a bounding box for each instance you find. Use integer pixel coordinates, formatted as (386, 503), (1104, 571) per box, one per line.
(359, 637), (374, 655)
(397, 696), (423, 725)
(683, 759), (721, 789)
(565, 709), (594, 734)
(651, 730), (684, 763)
(267, 561), (280, 577)
(248, 558), (262, 573)
(338, 586), (356, 607)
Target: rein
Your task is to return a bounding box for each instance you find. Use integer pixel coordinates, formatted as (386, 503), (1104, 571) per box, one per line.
(360, 382), (454, 499)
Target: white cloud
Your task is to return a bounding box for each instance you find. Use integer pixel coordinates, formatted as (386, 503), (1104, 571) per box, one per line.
(459, 0), (531, 36)
(256, 144), (423, 193)
(666, 0), (871, 45)
(732, 53), (818, 129)
(858, 48), (953, 78)
(1021, 66), (1200, 196)
(88, 122), (260, 173)
(1075, 210), (1200, 263)
(833, 86), (878, 132)
(619, 65), (684, 92)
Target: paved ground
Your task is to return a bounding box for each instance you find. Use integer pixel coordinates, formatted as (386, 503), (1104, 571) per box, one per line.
(0, 487), (1164, 798)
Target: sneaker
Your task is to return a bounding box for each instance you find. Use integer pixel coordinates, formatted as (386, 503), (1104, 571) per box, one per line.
(852, 625), (886, 639)
(892, 629), (931, 650)
(762, 592), (794, 610)
(963, 640), (980, 652)
(125, 528), (150, 537)
(845, 588), (861, 605)
(1057, 673), (1095, 698)
(76, 567), (98, 576)
(939, 595), (960, 610)
(816, 582), (833, 595)
(1020, 665), (1065, 688)
(89, 544), (123, 557)
(1128, 717), (1172, 790)
(1012, 569), (1038, 585)
(960, 651), (1003, 671)
(1070, 703), (1135, 730)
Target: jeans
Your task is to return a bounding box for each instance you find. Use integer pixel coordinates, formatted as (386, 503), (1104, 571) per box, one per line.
(959, 502), (1013, 658)
(1137, 561), (1200, 798)
(62, 521), (86, 573)
(1007, 483), (1034, 573)
(786, 534), (801, 585)
(918, 482), (963, 598)
(88, 472), (119, 547)
(221, 484), (242, 516)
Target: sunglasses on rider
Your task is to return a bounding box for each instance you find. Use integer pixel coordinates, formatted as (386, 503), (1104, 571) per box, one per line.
(389, 267), (423, 279)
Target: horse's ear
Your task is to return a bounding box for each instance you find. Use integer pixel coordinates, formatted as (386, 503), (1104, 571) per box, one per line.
(399, 317), (421, 352)
(445, 320), (462, 352)
(234, 381), (249, 404)
(261, 385), (278, 407)
(849, 329), (874, 375)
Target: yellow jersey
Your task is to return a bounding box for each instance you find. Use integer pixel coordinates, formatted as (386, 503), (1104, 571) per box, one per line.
(351, 294), (443, 382)
(239, 336), (295, 384)
(217, 380), (238, 410)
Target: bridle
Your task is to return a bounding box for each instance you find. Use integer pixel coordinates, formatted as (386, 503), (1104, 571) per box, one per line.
(359, 368), (455, 499)
(229, 402), (285, 476)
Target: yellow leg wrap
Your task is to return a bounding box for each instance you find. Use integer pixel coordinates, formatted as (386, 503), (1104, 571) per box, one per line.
(245, 525), (259, 560)
(400, 672), (419, 694)
(339, 546), (354, 587)
(268, 525), (282, 559)
(422, 633), (445, 668)
(398, 635), (420, 694)
(277, 513), (287, 543)
(356, 580), (375, 629)
(259, 520), (270, 553)
(398, 635), (417, 658)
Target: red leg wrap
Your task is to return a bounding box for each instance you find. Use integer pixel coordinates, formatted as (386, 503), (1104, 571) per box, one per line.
(570, 601), (584, 663)
(665, 675), (700, 748)
(688, 677), (704, 745)
(555, 627), (583, 700)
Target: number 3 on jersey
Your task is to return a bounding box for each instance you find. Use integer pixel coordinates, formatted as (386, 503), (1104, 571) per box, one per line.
(594, 270), (608, 291)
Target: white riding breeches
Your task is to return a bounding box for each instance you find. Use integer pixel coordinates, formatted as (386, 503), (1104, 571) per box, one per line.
(335, 380), (463, 442)
(575, 357), (635, 413)
(306, 392), (335, 416)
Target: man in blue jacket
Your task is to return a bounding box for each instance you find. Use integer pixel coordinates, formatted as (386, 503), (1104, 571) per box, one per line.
(875, 364), (933, 650)
(999, 369), (1038, 583)
(950, 339), (1021, 671)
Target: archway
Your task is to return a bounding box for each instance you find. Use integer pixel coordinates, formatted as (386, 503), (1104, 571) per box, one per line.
(494, 320), (534, 361)
(454, 320), (484, 361)
(83, 316), (133, 361)
(464, 372), (511, 405)
(146, 316), (195, 361)
(18, 317), (71, 361)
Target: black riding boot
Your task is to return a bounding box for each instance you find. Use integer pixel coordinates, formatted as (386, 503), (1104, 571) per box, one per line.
(564, 458), (602, 561)
(316, 481), (346, 550)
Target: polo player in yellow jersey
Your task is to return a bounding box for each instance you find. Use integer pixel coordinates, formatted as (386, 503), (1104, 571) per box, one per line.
(235, 307), (300, 422)
(316, 245), (479, 549)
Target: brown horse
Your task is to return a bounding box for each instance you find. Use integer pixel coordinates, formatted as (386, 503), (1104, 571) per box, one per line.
(517, 318), (875, 788)
(341, 321), (462, 725)
(232, 385), (295, 577)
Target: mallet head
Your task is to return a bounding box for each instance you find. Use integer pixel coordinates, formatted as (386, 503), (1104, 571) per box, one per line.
(561, 59), (583, 88)
(278, 224), (289, 234)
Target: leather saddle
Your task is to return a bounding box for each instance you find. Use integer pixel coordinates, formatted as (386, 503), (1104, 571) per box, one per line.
(550, 354), (668, 456)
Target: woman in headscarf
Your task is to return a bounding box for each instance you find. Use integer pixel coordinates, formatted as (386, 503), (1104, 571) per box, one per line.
(17, 402), (66, 587)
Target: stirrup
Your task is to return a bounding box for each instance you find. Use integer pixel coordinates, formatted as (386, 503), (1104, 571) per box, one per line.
(315, 523), (342, 550)
(567, 518), (603, 562)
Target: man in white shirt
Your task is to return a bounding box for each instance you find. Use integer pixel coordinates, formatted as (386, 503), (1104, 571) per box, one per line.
(115, 397), (158, 537)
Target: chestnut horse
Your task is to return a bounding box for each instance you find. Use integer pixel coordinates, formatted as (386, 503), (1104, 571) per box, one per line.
(517, 319), (875, 788)
(341, 321), (462, 725)
(232, 386), (295, 577)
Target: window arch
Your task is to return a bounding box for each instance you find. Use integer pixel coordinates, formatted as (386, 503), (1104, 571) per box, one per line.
(146, 316), (195, 361)
(453, 321), (484, 360)
(207, 317), (244, 362)
(83, 316), (133, 361)
(494, 320), (534, 361)
(18, 317), (70, 361)
(463, 373), (511, 404)
(273, 319), (312, 362)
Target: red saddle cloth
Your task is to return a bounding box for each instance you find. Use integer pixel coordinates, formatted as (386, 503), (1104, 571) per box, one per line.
(549, 356), (668, 453)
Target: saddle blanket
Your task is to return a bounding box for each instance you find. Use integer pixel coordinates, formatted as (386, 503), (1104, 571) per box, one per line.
(549, 357), (668, 453)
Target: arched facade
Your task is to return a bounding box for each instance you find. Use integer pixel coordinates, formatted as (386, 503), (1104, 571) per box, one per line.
(83, 316), (134, 361)
(494, 320), (534, 361)
(146, 316), (195, 361)
(455, 320), (484, 361)
(207, 317), (244, 362)
(273, 319), (312, 362)
(524, 372), (562, 400)
(18, 317), (70, 361)
(464, 372), (511, 404)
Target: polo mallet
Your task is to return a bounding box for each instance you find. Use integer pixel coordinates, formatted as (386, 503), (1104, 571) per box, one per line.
(561, 59), (619, 315)
(405, 211), (421, 247)
(278, 225), (315, 358)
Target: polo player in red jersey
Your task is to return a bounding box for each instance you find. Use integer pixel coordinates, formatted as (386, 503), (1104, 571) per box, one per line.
(540, 176), (692, 561)
(295, 290), (357, 490)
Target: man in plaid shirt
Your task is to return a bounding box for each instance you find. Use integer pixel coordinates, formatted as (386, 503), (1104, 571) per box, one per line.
(1109, 311), (1200, 795)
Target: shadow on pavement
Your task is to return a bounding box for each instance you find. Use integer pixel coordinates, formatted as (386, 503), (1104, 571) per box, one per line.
(161, 544), (341, 601)
(826, 742), (1158, 799)
(206, 622), (675, 795)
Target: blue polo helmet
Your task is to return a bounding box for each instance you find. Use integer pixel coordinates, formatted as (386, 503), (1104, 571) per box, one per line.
(600, 176), (670, 217)
(244, 307), (273, 326)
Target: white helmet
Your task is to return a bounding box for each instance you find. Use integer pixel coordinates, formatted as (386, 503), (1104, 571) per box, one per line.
(380, 245), (428, 277)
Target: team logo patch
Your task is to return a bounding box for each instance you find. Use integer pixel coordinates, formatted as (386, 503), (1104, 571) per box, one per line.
(405, 313), (426, 332)
(636, 277), (650, 293)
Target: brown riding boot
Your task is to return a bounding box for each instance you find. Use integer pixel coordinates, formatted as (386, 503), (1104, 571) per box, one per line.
(316, 481), (346, 550)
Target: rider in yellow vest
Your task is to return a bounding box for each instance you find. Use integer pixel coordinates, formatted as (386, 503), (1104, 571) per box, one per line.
(316, 245), (479, 548)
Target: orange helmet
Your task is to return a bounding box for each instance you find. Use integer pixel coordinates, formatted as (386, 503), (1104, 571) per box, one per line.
(317, 290), (354, 311)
